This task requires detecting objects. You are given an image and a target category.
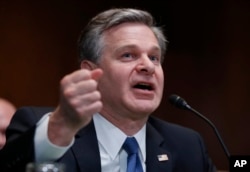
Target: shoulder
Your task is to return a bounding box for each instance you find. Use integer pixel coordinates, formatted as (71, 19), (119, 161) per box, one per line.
(8, 106), (55, 134)
(12, 106), (55, 121)
(147, 116), (217, 171)
(148, 116), (197, 134)
(147, 116), (203, 142)
(147, 116), (206, 157)
(15, 106), (55, 115)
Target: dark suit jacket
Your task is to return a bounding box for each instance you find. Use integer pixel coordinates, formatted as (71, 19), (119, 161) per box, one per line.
(0, 107), (216, 172)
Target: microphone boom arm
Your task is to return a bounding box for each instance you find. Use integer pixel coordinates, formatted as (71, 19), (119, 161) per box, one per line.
(186, 105), (230, 159)
(168, 94), (230, 159)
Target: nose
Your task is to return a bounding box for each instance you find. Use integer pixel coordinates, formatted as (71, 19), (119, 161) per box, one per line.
(136, 55), (155, 75)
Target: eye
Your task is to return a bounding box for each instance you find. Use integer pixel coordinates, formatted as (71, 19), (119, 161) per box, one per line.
(120, 52), (136, 61)
(149, 55), (160, 64)
(122, 53), (133, 58)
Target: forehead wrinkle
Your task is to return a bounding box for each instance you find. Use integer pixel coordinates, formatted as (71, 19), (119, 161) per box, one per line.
(102, 23), (160, 52)
(114, 44), (161, 54)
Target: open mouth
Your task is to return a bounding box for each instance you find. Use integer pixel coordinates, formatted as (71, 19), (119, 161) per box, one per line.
(133, 83), (154, 91)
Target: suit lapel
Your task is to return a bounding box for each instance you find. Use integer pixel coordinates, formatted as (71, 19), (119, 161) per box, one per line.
(67, 118), (174, 172)
(146, 121), (173, 172)
(71, 120), (101, 172)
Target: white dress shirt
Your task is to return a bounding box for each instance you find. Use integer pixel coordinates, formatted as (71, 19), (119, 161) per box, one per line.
(34, 113), (146, 172)
(93, 113), (146, 172)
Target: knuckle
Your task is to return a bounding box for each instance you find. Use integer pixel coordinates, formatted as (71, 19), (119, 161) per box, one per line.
(60, 74), (70, 86)
(63, 88), (75, 98)
(94, 91), (101, 100)
(89, 79), (98, 88)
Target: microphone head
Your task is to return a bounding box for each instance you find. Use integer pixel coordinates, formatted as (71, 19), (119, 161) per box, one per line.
(168, 94), (190, 110)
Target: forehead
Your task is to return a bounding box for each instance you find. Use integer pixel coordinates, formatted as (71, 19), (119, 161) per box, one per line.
(102, 22), (160, 49)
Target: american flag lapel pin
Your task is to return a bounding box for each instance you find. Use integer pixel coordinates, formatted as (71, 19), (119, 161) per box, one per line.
(157, 154), (169, 161)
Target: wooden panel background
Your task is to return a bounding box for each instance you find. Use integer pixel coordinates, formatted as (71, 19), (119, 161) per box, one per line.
(1, 0), (249, 170)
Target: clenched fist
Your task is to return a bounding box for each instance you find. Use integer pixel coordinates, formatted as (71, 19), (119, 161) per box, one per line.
(48, 68), (103, 146)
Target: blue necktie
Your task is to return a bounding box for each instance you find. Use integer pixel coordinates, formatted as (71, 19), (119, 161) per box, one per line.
(122, 137), (143, 172)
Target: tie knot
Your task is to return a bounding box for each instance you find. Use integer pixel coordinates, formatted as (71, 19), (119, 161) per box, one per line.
(123, 137), (139, 155)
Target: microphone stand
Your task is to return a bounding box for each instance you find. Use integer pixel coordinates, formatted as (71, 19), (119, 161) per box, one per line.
(168, 94), (230, 159)
(185, 104), (230, 159)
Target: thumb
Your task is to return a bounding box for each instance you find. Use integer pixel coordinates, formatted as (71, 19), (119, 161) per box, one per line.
(91, 68), (103, 81)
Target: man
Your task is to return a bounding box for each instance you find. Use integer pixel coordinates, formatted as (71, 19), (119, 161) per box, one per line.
(0, 98), (16, 149)
(0, 8), (216, 172)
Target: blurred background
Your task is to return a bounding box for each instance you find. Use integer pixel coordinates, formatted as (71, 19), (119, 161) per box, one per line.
(0, 0), (249, 170)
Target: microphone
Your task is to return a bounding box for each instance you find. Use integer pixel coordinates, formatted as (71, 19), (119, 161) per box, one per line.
(168, 94), (230, 159)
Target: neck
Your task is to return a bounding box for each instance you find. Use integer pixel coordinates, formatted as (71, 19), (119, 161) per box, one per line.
(100, 109), (148, 136)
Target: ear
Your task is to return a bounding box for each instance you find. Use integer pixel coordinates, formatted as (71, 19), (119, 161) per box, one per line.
(80, 60), (97, 70)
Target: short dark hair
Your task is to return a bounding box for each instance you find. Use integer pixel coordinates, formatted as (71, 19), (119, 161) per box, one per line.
(78, 8), (168, 63)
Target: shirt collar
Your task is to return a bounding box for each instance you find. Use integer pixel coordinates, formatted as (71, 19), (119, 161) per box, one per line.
(93, 113), (146, 162)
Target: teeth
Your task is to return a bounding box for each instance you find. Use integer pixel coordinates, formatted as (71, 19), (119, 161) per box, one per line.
(139, 83), (150, 86)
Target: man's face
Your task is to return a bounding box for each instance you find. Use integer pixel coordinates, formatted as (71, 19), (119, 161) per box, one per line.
(98, 23), (164, 119)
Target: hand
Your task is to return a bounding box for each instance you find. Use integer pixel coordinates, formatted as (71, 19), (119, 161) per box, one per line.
(48, 68), (103, 146)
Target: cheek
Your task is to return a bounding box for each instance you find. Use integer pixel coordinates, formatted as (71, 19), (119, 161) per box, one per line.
(156, 70), (164, 85)
(99, 71), (126, 94)
(103, 65), (130, 84)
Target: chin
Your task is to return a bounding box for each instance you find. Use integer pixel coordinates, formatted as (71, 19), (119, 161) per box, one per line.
(127, 97), (160, 113)
(132, 104), (158, 115)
